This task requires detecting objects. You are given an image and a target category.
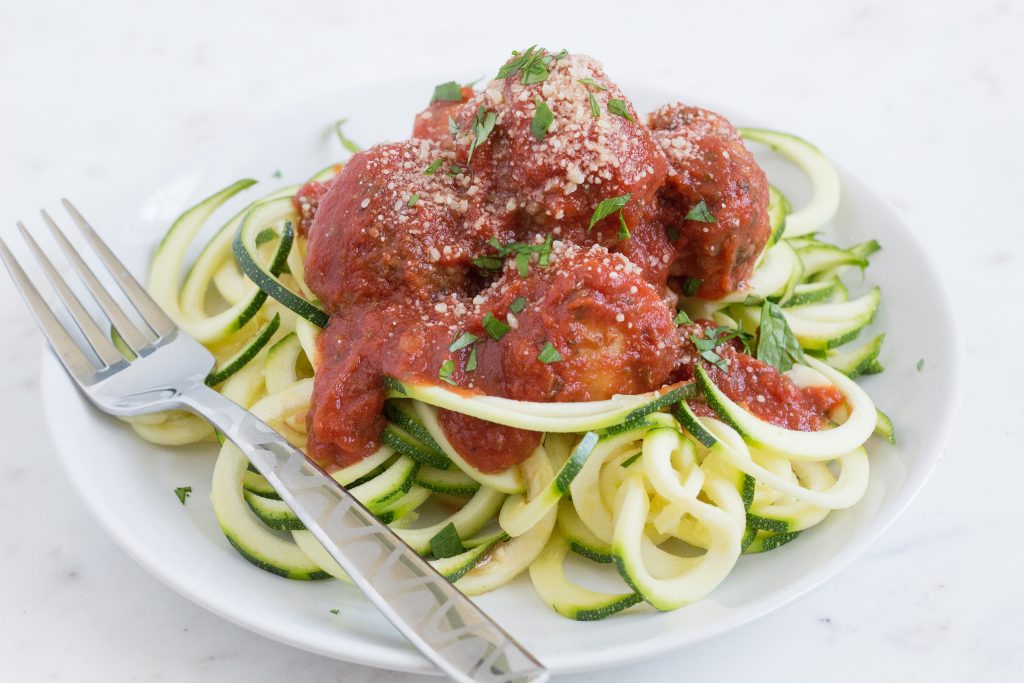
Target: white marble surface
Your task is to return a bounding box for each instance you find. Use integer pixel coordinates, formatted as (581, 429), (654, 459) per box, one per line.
(1, 0), (1021, 680)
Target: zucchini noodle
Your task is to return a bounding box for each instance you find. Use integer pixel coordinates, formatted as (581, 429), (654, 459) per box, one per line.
(127, 128), (892, 620)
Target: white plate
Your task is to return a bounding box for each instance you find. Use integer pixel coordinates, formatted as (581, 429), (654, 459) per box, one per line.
(39, 79), (960, 675)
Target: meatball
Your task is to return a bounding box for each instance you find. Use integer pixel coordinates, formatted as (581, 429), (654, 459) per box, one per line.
(648, 104), (770, 299)
(449, 52), (667, 240)
(304, 140), (484, 311)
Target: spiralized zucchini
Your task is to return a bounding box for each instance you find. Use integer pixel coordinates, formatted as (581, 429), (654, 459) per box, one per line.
(131, 129), (890, 620)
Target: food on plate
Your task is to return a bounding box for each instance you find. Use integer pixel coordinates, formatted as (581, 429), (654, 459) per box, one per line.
(129, 46), (891, 620)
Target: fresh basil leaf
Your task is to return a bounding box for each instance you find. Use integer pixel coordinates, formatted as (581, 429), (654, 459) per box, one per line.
(916, 358), (924, 372)
(448, 115), (460, 139)
(510, 296), (526, 313)
(531, 98), (554, 141)
(685, 199), (717, 223)
(483, 312), (510, 341)
(467, 106), (497, 165)
(448, 332), (477, 353)
(423, 158), (444, 175)
(174, 486), (192, 505)
(472, 255), (502, 270)
(682, 277), (703, 297)
(466, 345), (478, 372)
(588, 193), (632, 230)
(429, 522), (465, 559)
(616, 211), (630, 240)
(537, 342), (563, 363)
(577, 77), (607, 91)
(673, 309), (692, 325)
(607, 99), (635, 122)
(438, 359), (457, 385)
(588, 92), (600, 118)
(755, 300), (807, 372)
(431, 81), (464, 103)
(666, 225), (680, 242)
(407, 193), (419, 207)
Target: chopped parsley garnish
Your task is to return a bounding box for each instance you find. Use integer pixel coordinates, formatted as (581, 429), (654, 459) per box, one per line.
(673, 309), (692, 325)
(496, 46), (567, 85)
(438, 359), (457, 385)
(482, 312), (510, 341)
(685, 199), (717, 223)
(537, 342), (563, 363)
(607, 99), (635, 122)
(446, 163), (467, 177)
(448, 331), (477, 353)
(474, 236), (553, 275)
(429, 522), (465, 559)
(448, 114), (460, 140)
(431, 81), (464, 103)
(681, 276), (703, 297)
(617, 212), (630, 240)
(407, 193), (419, 207)
(329, 608), (340, 615)
(916, 358), (924, 372)
(666, 225), (680, 242)
(620, 453), (642, 468)
(467, 105), (497, 165)
(334, 118), (362, 154)
(690, 331), (732, 371)
(531, 98), (554, 141)
(755, 301), (806, 372)
(588, 92), (600, 118)
(271, 169), (282, 179)
(174, 486), (192, 505)
(466, 346), (478, 372)
(472, 255), (503, 270)
(588, 193), (632, 230)
(577, 77), (607, 91)
(423, 158), (445, 175)
(510, 296), (526, 314)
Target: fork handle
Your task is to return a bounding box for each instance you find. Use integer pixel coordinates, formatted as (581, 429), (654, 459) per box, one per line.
(179, 384), (548, 683)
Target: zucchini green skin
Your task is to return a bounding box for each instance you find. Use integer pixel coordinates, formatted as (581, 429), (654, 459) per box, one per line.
(384, 400), (450, 464)
(874, 408), (896, 444)
(556, 499), (614, 563)
(380, 424), (451, 470)
(232, 198), (328, 328)
(499, 433), (599, 538)
(766, 185), (790, 246)
(206, 314), (281, 387)
(826, 334), (886, 378)
(529, 531), (641, 621)
(414, 465), (481, 496)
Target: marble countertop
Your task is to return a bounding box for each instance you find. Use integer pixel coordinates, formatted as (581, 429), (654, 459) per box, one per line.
(2, 0), (1021, 680)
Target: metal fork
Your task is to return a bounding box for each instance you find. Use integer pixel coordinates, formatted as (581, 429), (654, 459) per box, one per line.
(0, 200), (548, 683)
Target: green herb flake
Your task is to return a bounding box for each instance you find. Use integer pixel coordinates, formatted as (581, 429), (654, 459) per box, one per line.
(465, 346), (478, 372)
(617, 211), (630, 240)
(448, 332), (478, 353)
(431, 81), (464, 104)
(329, 608), (340, 615)
(271, 169), (282, 179)
(429, 522), (465, 559)
(666, 225), (680, 242)
(673, 309), (692, 325)
(917, 358), (924, 372)
(472, 255), (503, 270)
(515, 251), (530, 276)
(755, 301), (807, 372)
(588, 92), (601, 118)
(483, 312), (511, 341)
(423, 158), (445, 176)
(685, 199), (717, 223)
(407, 193), (419, 207)
(334, 118), (362, 155)
(537, 342), (563, 364)
(446, 163), (467, 177)
(531, 98), (555, 141)
(607, 99), (635, 122)
(438, 359), (457, 385)
(448, 115), (460, 140)
(682, 277), (703, 297)
(689, 333), (730, 372)
(620, 453), (642, 468)
(467, 106), (497, 165)
(174, 486), (192, 505)
(510, 296), (526, 314)
(577, 77), (607, 91)
(588, 193), (632, 230)
(744, 294), (766, 307)
(497, 45), (564, 85)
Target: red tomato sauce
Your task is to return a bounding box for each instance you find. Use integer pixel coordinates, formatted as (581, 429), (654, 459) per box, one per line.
(302, 50), (827, 473)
